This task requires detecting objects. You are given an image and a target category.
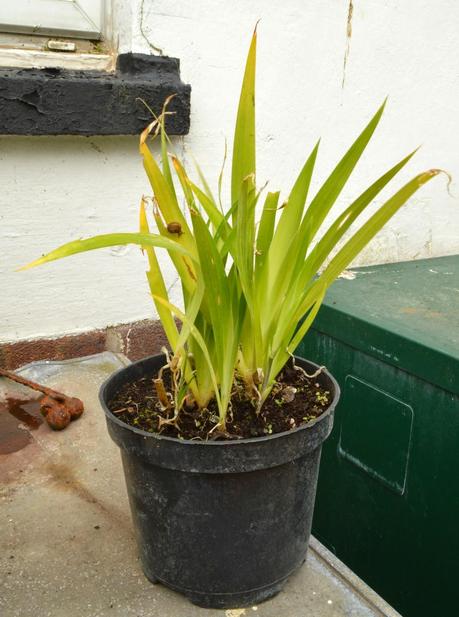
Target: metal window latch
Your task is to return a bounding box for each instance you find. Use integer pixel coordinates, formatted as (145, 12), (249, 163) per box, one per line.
(46, 40), (76, 52)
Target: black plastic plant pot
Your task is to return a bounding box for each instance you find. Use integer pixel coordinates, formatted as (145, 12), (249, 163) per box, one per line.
(99, 354), (340, 609)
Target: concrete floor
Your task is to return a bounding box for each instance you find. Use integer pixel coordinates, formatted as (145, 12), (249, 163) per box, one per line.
(0, 353), (401, 617)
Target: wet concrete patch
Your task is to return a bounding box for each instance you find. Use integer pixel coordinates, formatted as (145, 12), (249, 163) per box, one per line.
(0, 398), (43, 455)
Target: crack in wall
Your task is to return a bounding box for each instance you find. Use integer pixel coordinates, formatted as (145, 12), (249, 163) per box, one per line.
(139, 0), (164, 55)
(341, 0), (354, 89)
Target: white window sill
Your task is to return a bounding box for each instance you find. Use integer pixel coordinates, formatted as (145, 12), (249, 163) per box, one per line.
(0, 47), (114, 71)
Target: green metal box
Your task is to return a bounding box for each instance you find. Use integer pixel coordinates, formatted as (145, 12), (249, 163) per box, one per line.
(298, 255), (459, 617)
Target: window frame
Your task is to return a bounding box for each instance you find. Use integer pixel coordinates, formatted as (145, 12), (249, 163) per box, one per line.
(0, 0), (113, 71)
(0, 0), (104, 40)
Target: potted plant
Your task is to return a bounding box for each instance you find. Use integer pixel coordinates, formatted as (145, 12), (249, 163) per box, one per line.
(22, 27), (441, 609)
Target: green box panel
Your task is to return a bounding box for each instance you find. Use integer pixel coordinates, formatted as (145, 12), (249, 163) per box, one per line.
(339, 376), (413, 495)
(299, 332), (459, 617)
(297, 255), (459, 617)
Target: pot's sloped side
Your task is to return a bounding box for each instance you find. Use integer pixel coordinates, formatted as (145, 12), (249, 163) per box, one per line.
(121, 448), (322, 607)
(100, 354), (339, 609)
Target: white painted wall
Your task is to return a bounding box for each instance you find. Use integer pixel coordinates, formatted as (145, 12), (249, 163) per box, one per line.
(1, 0), (458, 343)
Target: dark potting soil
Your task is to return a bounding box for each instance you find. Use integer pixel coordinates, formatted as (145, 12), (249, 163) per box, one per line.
(107, 362), (332, 441)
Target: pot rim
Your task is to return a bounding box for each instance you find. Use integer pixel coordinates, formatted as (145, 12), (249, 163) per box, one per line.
(99, 353), (340, 448)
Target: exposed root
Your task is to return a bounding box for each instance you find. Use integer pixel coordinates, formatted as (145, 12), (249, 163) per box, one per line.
(293, 361), (325, 380)
(157, 412), (181, 431)
(207, 421), (225, 437)
(252, 382), (262, 403)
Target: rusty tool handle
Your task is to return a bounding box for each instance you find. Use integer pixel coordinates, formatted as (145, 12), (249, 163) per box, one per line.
(0, 368), (84, 430)
(0, 368), (66, 399)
